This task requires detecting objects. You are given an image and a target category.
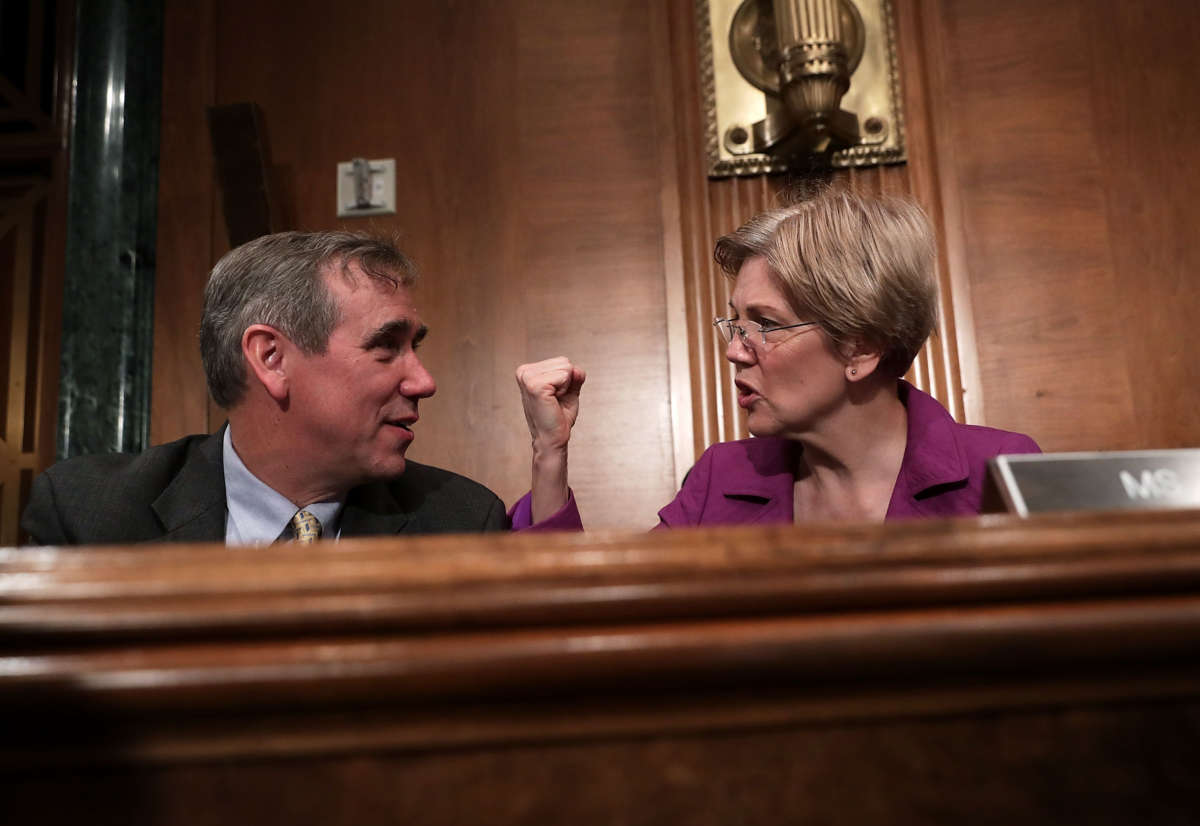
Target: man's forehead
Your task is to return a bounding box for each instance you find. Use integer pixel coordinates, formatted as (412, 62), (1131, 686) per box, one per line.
(321, 257), (409, 290)
(322, 263), (413, 301)
(325, 268), (423, 327)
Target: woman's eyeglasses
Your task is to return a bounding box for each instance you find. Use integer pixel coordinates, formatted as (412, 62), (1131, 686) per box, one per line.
(713, 317), (819, 347)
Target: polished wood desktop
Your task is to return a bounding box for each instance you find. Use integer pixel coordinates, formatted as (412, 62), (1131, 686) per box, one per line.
(3, 510), (1200, 824)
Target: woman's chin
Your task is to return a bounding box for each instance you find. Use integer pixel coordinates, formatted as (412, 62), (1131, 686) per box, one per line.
(745, 414), (781, 438)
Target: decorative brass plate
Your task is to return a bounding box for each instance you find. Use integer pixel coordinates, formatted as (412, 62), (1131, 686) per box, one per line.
(699, 0), (905, 176)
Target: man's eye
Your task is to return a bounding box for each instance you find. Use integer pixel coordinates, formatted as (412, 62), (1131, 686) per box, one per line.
(370, 338), (403, 357)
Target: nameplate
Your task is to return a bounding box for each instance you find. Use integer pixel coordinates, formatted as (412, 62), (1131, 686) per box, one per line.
(987, 450), (1200, 516)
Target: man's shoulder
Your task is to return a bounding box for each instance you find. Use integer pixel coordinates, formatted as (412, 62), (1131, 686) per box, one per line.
(41, 432), (218, 491)
(22, 432), (224, 545)
(366, 460), (507, 533)
(390, 459), (499, 497)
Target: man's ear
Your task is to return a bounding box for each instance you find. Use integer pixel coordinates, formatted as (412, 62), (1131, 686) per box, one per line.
(843, 339), (883, 383)
(242, 324), (290, 402)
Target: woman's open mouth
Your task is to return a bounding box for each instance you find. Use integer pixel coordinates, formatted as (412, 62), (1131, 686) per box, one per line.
(735, 381), (760, 408)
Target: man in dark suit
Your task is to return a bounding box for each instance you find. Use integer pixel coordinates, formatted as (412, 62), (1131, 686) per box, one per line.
(22, 232), (507, 545)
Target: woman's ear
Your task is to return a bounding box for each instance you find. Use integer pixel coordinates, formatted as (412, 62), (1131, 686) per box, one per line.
(843, 339), (883, 382)
(242, 324), (290, 402)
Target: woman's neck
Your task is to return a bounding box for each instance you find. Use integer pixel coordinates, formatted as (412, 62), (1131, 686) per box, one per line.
(791, 379), (909, 520)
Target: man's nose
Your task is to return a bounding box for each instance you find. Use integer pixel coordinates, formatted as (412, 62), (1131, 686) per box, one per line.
(401, 354), (437, 398)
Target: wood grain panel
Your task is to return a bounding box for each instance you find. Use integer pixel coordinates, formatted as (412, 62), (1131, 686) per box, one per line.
(0, 199), (36, 543)
(0, 0), (72, 544)
(921, 0), (1200, 450)
(150, 0), (216, 444)
(1085, 2), (1200, 449)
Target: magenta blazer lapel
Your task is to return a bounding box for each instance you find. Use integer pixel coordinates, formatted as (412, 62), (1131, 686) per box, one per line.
(657, 437), (798, 527)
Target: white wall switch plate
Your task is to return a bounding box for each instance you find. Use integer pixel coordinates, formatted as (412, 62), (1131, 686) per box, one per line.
(336, 158), (397, 217)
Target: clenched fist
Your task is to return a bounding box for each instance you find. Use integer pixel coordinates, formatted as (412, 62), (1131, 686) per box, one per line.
(515, 356), (586, 454)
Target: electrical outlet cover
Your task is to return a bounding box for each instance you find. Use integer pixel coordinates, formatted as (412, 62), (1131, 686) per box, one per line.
(336, 158), (396, 217)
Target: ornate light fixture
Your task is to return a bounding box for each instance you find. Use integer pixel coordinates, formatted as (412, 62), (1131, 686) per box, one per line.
(700, 0), (905, 176)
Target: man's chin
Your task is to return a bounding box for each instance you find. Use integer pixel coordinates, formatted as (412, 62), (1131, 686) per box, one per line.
(363, 453), (409, 482)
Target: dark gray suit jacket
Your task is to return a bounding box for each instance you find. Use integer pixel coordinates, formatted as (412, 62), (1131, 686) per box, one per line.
(20, 429), (508, 545)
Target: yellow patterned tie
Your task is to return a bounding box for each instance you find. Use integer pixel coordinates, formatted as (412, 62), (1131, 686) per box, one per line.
(290, 509), (322, 543)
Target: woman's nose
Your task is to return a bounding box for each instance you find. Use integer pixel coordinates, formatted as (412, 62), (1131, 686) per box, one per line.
(725, 332), (756, 364)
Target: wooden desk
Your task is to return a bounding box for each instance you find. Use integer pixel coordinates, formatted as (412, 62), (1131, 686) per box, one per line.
(3, 511), (1200, 824)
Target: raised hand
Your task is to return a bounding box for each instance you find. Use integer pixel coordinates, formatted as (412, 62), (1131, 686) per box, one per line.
(515, 356), (586, 453)
(515, 357), (586, 522)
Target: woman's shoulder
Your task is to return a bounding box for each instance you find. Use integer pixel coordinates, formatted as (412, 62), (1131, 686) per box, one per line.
(901, 381), (1040, 458)
(952, 422), (1041, 457)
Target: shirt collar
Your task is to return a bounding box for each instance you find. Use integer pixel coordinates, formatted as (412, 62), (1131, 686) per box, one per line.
(222, 427), (345, 544)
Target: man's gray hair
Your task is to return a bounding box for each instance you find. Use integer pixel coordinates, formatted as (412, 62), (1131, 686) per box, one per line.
(200, 231), (418, 408)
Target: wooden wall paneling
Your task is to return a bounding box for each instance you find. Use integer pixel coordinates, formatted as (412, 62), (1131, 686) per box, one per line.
(151, 0), (216, 444)
(0, 190), (36, 543)
(649, 0), (695, 490)
(1085, 2), (1200, 449)
(35, 0), (72, 479)
(889, 0), (1200, 448)
(663, 0), (723, 465)
(921, 0), (1146, 450)
(0, 0), (73, 543)
(509, 0), (677, 528)
(705, 178), (737, 444)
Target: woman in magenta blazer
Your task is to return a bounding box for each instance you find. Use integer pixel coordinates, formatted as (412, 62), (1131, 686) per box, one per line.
(511, 190), (1039, 530)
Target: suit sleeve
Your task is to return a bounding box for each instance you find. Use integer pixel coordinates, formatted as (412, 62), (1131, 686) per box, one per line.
(507, 490), (585, 532)
(20, 471), (70, 546)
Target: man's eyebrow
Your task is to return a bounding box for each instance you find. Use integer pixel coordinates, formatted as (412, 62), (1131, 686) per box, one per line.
(362, 319), (428, 348)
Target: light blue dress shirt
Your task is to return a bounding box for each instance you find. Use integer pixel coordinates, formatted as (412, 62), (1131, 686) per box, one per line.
(222, 427), (345, 545)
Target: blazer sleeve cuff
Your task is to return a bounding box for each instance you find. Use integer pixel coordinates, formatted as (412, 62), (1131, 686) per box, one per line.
(508, 489), (585, 532)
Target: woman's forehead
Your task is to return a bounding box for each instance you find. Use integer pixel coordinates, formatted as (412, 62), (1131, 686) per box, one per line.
(731, 258), (792, 313)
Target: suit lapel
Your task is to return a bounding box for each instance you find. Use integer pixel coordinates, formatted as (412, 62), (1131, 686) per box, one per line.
(886, 382), (970, 518)
(713, 439), (796, 524)
(151, 429), (228, 542)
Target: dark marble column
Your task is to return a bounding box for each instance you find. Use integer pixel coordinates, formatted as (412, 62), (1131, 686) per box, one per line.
(58, 0), (163, 458)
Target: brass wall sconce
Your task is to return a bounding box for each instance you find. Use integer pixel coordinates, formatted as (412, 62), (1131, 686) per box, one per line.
(699, 0), (905, 176)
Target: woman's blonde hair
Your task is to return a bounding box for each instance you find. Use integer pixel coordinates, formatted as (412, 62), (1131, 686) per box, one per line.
(714, 189), (938, 378)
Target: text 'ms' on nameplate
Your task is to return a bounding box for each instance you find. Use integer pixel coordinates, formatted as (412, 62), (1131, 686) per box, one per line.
(986, 450), (1200, 516)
